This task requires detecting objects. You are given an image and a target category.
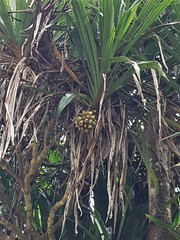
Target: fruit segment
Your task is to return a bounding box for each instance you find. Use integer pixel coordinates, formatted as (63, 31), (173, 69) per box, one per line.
(74, 110), (96, 132)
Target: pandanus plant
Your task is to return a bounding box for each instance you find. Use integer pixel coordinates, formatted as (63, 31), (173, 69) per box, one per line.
(0, 0), (180, 239)
(54, 0), (180, 239)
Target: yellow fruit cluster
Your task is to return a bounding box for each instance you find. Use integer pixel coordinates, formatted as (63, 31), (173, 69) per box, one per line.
(74, 110), (96, 132)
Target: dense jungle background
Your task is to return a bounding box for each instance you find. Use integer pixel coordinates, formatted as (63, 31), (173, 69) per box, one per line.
(0, 0), (180, 239)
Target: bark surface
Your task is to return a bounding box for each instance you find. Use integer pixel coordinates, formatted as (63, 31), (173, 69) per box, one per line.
(145, 115), (175, 240)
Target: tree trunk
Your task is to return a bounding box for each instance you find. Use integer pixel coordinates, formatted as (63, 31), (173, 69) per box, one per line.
(145, 114), (174, 240)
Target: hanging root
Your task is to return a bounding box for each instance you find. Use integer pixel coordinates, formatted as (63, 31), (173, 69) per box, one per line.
(47, 188), (68, 240)
(23, 118), (56, 236)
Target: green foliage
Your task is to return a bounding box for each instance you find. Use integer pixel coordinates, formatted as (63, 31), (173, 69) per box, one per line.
(0, 0), (33, 46)
(146, 214), (180, 239)
(48, 149), (62, 164)
(0, 0), (180, 239)
(56, 93), (91, 121)
(66, 0), (177, 107)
